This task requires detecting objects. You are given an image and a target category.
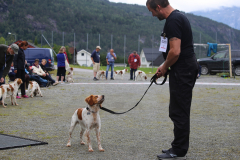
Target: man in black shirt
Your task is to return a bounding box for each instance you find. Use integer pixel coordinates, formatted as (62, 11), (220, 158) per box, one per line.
(146, 0), (198, 159)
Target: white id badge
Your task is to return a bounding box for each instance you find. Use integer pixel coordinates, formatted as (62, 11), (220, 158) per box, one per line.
(159, 36), (168, 52)
(134, 59), (137, 62)
(111, 57), (114, 59)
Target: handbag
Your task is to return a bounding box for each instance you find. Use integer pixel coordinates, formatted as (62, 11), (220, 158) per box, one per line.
(64, 54), (70, 71)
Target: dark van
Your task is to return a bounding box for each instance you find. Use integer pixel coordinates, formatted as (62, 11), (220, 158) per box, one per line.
(24, 48), (55, 71)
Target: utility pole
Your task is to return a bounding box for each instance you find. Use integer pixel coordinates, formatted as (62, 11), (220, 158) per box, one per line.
(124, 35), (126, 68)
(111, 34), (113, 49)
(138, 35), (140, 54)
(62, 32), (64, 46)
(74, 32), (75, 64)
(52, 31), (53, 46)
(216, 32), (217, 44)
(99, 34), (100, 46)
(152, 35), (154, 72)
(41, 30), (43, 47)
(86, 33), (88, 66)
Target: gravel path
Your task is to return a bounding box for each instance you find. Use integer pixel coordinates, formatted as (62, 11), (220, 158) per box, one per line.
(0, 68), (239, 160)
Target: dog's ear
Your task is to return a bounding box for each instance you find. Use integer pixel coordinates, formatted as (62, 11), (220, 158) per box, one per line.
(85, 95), (96, 106)
(99, 104), (102, 108)
(17, 78), (23, 85)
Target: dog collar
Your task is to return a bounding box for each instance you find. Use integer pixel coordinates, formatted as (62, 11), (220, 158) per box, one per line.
(86, 105), (97, 114)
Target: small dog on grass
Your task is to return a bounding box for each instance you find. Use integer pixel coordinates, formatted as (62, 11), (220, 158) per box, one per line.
(27, 81), (43, 98)
(67, 67), (74, 83)
(114, 68), (128, 80)
(96, 70), (106, 80)
(135, 70), (147, 81)
(0, 78), (23, 108)
(67, 95), (105, 152)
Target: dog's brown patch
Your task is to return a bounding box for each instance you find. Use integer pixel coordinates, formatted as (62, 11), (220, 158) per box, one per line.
(125, 69), (128, 72)
(85, 95), (98, 106)
(120, 71), (123, 74)
(138, 72), (142, 75)
(9, 84), (14, 92)
(16, 78), (23, 85)
(68, 72), (71, 75)
(70, 67), (73, 71)
(77, 108), (83, 120)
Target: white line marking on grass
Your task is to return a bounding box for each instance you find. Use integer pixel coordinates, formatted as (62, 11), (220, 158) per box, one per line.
(69, 82), (240, 86)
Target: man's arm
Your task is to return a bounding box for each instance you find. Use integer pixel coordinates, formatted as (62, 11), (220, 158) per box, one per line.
(3, 55), (14, 78)
(91, 57), (95, 64)
(156, 37), (181, 77)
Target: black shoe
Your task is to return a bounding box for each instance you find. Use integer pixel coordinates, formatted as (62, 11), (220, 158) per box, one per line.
(157, 150), (186, 160)
(93, 77), (99, 81)
(162, 149), (171, 153)
(46, 81), (51, 87)
(110, 78), (114, 80)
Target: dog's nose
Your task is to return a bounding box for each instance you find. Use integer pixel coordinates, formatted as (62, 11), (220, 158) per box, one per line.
(102, 95), (104, 99)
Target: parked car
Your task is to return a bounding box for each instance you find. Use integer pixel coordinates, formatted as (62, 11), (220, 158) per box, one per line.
(197, 50), (240, 76)
(24, 48), (55, 71)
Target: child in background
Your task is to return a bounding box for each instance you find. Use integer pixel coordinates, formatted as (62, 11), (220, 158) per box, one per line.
(8, 62), (16, 81)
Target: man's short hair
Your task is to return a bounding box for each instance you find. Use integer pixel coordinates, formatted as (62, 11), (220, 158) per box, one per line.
(146, 0), (169, 10)
(35, 59), (39, 63)
(133, 51), (137, 54)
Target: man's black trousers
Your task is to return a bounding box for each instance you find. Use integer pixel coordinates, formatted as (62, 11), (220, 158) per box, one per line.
(169, 56), (198, 157)
(16, 69), (26, 96)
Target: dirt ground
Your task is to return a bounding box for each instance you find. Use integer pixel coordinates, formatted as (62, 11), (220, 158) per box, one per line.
(0, 69), (239, 160)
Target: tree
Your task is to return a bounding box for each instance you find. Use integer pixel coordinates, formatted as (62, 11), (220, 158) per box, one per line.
(34, 37), (38, 45)
(0, 37), (6, 44)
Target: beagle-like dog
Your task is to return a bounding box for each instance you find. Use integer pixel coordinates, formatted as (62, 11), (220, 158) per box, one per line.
(0, 78), (23, 108)
(135, 70), (147, 81)
(114, 68), (128, 80)
(67, 95), (105, 152)
(96, 70), (106, 80)
(27, 81), (43, 98)
(67, 67), (74, 83)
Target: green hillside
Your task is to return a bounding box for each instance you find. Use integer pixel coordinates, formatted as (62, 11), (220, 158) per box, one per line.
(0, 0), (239, 63)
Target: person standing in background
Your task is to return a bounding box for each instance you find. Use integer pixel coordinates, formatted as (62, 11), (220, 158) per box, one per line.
(56, 47), (66, 84)
(128, 51), (141, 80)
(91, 46), (101, 81)
(106, 49), (117, 80)
(14, 41), (29, 99)
(0, 44), (19, 106)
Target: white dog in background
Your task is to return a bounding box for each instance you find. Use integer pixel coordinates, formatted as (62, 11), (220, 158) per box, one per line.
(27, 81), (43, 98)
(96, 70), (106, 80)
(135, 70), (147, 81)
(114, 69), (128, 80)
(67, 67), (74, 83)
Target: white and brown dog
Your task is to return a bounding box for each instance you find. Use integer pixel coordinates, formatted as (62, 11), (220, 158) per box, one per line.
(135, 70), (147, 81)
(67, 95), (105, 152)
(96, 70), (106, 80)
(27, 81), (43, 98)
(67, 67), (74, 83)
(114, 68), (128, 80)
(0, 78), (23, 108)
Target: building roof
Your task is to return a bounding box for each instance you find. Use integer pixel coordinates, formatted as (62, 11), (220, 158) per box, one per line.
(142, 48), (162, 62)
(150, 54), (165, 66)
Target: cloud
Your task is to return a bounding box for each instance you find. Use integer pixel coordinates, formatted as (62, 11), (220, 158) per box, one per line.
(109, 0), (240, 12)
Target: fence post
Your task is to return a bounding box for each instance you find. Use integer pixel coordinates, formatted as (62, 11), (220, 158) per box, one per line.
(124, 35), (126, 69)
(228, 44), (232, 77)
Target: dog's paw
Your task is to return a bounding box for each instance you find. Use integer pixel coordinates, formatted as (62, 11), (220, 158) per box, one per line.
(88, 148), (94, 152)
(99, 148), (105, 152)
(80, 141), (85, 145)
(66, 143), (71, 147)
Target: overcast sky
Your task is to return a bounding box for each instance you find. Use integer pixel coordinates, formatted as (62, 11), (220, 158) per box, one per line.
(109, 0), (240, 12)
